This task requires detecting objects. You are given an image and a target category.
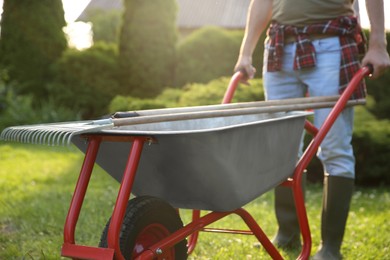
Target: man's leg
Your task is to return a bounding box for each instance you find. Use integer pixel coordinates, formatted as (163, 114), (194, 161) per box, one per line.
(301, 37), (355, 259)
(263, 42), (307, 249)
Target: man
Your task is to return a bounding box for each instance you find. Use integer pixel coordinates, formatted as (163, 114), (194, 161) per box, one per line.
(234, 0), (390, 259)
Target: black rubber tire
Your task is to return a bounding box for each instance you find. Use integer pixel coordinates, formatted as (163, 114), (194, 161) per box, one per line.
(99, 196), (188, 259)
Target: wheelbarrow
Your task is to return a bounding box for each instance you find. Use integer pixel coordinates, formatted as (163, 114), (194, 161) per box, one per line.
(0, 66), (372, 259)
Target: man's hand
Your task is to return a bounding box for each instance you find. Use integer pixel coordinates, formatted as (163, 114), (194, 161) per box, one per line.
(362, 45), (390, 79)
(234, 55), (257, 83)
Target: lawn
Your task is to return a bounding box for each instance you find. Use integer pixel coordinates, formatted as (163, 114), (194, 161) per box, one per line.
(0, 143), (389, 259)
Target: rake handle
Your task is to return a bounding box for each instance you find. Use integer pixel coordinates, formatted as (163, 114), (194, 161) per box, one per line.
(113, 95), (361, 118)
(112, 99), (365, 127)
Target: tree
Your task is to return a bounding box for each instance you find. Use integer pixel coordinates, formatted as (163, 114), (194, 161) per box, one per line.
(0, 0), (67, 99)
(119, 0), (178, 98)
(87, 8), (122, 44)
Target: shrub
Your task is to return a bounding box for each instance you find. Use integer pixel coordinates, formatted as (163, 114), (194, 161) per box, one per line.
(306, 97), (390, 186)
(175, 27), (241, 88)
(0, 0), (67, 99)
(119, 0), (178, 97)
(0, 86), (80, 130)
(155, 88), (185, 108)
(87, 9), (122, 44)
(175, 27), (266, 88)
(365, 72), (390, 120)
(109, 96), (166, 113)
(48, 43), (120, 119)
(362, 30), (390, 120)
(177, 77), (264, 106)
(108, 76), (264, 112)
(353, 101), (390, 185)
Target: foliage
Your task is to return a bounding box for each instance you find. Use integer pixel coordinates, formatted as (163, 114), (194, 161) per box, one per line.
(177, 77), (264, 106)
(109, 96), (166, 112)
(353, 101), (390, 185)
(365, 72), (390, 120)
(48, 43), (120, 119)
(119, 0), (178, 97)
(174, 27), (241, 88)
(362, 30), (390, 120)
(0, 86), (80, 130)
(0, 0), (67, 99)
(174, 26), (266, 88)
(108, 77), (264, 113)
(306, 97), (390, 186)
(87, 8), (122, 44)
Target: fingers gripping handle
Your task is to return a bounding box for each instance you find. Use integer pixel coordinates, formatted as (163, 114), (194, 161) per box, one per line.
(365, 63), (374, 77)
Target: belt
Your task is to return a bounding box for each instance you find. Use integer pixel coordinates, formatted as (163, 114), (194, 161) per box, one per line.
(285, 34), (335, 44)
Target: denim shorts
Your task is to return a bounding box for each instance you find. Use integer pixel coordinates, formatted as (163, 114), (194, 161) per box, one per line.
(263, 37), (355, 179)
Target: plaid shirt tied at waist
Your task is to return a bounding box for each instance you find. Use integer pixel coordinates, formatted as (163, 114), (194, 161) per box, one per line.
(266, 16), (367, 99)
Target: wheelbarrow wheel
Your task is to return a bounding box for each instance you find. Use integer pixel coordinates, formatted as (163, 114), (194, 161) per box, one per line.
(99, 196), (188, 259)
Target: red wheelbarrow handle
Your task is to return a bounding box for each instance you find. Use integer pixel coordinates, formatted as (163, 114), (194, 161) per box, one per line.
(293, 64), (373, 260)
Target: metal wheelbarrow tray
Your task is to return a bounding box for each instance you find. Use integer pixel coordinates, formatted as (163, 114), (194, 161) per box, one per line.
(72, 111), (308, 212)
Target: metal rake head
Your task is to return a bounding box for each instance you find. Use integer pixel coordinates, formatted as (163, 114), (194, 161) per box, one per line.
(0, 119), (113, 146)
(1, 125), (81, 146)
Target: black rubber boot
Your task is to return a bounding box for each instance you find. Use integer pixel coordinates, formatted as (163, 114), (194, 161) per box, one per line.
(272, 175), (306, 250)
(313, 175), (354, 260)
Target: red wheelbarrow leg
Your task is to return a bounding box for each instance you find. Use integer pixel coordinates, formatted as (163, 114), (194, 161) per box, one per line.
(62, 136), (115, 259)
(186, 209), (201, 254)
(107, 137), (146, 260)
(234, 208), (284, 260)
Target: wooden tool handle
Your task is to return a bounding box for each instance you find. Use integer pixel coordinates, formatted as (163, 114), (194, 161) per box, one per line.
(112, 99), (365, 127)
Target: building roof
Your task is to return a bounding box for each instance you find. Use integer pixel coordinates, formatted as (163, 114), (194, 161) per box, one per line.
(77, 0), (250, 29)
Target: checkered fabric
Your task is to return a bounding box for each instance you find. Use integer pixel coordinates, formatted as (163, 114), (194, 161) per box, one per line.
(266, 16), (367, 99)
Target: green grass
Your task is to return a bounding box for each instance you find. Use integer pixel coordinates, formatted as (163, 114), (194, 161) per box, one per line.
(0, 143), (389, 259)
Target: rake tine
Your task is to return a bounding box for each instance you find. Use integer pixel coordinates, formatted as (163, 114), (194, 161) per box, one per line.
(0, 128), (11, 141)
(30, 129), (41, 144)
(32, 129), (42, 144)
(6, 128), (16, 141)
(45, 129), (57, 146)
(25, 129), (37, 144)
(63, 131), (74, 146)
(33, 128), (48, 145)
(51, 129), (65, 146)
(0, 128), (7, 140)
(7, 128), (18, 142)
(25, 128), (38, 144)
(38, 129), (52, 145)
(54, 130), (66, 146)
(19, 128), (31, 143)
(19, 128), (30, 143)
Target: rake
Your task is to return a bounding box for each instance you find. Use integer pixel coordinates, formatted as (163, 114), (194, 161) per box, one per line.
(0, 95), (365, 146)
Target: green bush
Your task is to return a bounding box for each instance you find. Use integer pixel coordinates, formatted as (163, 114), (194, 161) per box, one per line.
(177, 77), (264, 106)
(362, 30), (390, 120)
(49, 43), (120, 119)
(155, 88), (185, 108)
(109, 96), (166, 113)
(0, 86), (80, 130)
(175, 27), (241, 88)
(365, 72), (390, 120)
(353, 100), (390, 185)
(109, 76), (264, 113)
(0, 0), (67, 99)
(306, 97), (390, 186)
(175, 26), (265, 88)
(119, 0), (178, 97)
(87, 9), (122, 44)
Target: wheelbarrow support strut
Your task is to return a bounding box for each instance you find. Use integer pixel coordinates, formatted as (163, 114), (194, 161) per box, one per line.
(61, 136), (147, 260)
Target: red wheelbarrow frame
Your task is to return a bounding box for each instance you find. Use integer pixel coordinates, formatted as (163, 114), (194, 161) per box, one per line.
(61, 66), (372, 260)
